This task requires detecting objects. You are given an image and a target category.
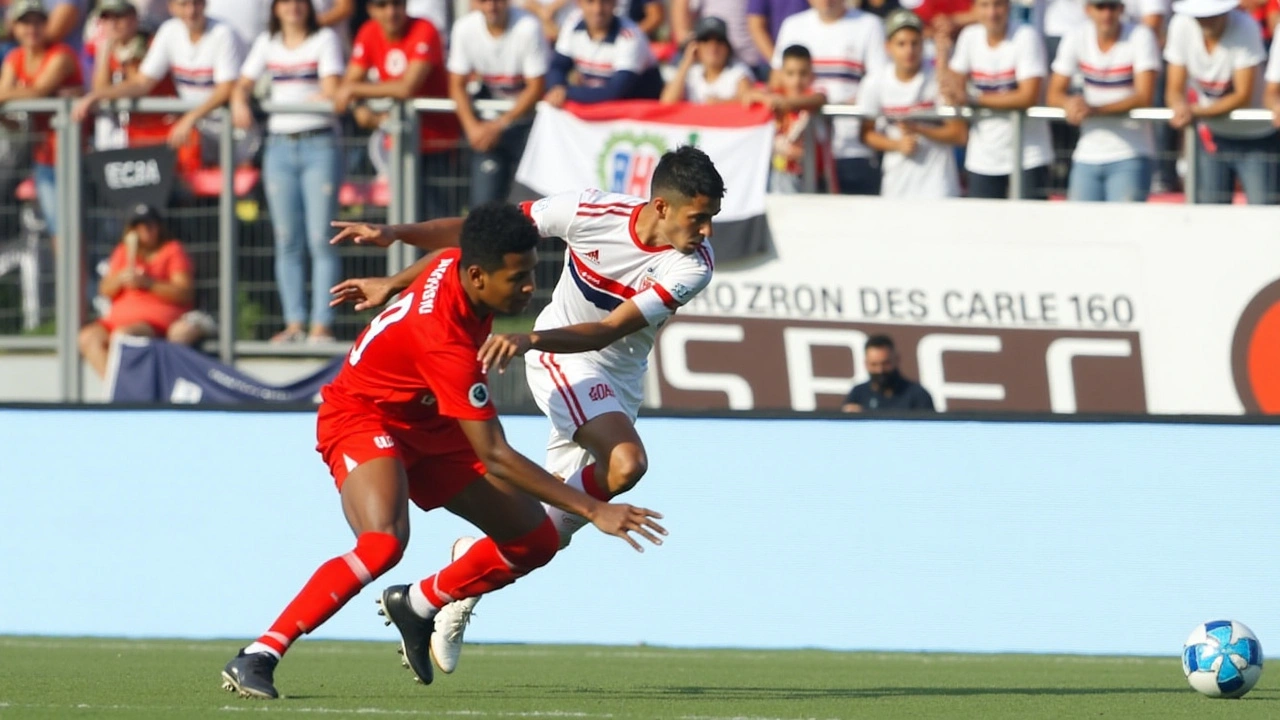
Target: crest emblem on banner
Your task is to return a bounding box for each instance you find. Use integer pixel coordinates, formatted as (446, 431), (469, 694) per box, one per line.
(598, 132), (666, 197)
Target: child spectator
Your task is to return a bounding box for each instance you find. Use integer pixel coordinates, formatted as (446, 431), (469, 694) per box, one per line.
(747, 43), (827, 193)
(860, 9), (967, 198)
(78, 204), (208, 378)
(660, 16), (752, 104)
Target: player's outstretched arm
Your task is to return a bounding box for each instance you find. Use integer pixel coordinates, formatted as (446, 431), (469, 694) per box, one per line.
(329, 217), (465, 251)
(477, 300), (650, 373)
(457, 417), (667, 552)
(330, 249), (450, 310)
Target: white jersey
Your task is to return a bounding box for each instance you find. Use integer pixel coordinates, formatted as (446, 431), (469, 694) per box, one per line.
(521, 189), (715, 382)
(140, 17), (244, 103)
(448, 8), (549, 105)
(858, 65), (960, 199)
(1051, 22), (1160, 164)
(684, 60), (752, 103)
(771, 8), (887, 160)
(241, 28), (345, 135)
(1165, 10), (1268, 140)
(949, 22), (1054, 175)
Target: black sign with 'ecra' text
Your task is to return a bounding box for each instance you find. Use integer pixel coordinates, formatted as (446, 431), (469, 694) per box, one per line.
(84, 144), (176, 211)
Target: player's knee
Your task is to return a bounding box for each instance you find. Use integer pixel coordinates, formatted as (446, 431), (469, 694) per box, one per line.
(496, 516), (559, 573)
(353, 531), (405, 580)
(606, 446), (648, 495)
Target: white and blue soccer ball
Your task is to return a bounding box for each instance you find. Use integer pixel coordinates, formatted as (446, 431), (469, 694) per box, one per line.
(1182, 620), (1264, 698)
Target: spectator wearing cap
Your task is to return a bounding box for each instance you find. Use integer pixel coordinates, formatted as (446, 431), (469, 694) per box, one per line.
(86, 0), (178, 152)
(544, 0), (664, 106)
(860, 9), (966, 198)
(746, 0), (807, 69)
(78, 204), (207, 378)
(337, 0), (462, 220)
(661, 16), (753, 104)
(0, 0), (84, 245)
(671, 0), (766, 79)
(233, 0), (346, 344)
(72, 0), (250, 167)
(1166, 0), (1276, 204)
(1048, 0), (1160, 202)
(841, 334), (935, 412)
(771, 0), (888, 195)
(448, 0), (548, 206)
(942, 0), (1055, 199)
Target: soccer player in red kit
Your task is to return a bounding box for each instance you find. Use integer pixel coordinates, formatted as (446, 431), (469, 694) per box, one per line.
(220, 203), (666, 700)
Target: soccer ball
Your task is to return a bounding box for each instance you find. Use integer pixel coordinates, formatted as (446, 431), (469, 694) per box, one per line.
(1182, 620), (1264, 698)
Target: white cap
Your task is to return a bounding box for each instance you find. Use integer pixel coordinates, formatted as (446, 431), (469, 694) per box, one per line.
(1171, 0), (1239, 18)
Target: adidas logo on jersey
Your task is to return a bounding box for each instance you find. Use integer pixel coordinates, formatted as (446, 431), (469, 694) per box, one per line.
(582, 249), (600, 264)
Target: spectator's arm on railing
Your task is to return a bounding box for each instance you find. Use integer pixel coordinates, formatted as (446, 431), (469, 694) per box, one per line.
(169, 80), (235, 148)
(566, 71), (640, 103)
(336, 59), (431, 108)
(1164, 63), (1193, 129)
(0, 51), (78, 102)
(974, 75), (1042, 111)
(546, 51), (572, 90)
(903, 116), (967, 147)
(1192, 65), (1260, 119)
(72, 72), (161, 121)
(230, 77), (257, 131)
(859, 118), (912, 156)
(1092, 69), (1156, 116)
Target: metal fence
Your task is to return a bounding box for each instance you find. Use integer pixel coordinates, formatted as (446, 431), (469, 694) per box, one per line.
(0, 96), (1270, 401)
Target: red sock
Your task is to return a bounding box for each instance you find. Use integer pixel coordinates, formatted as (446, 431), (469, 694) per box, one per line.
(256, 532), (402, 656)
(416, 517), (559, 607)
(577, 464), (612, 501)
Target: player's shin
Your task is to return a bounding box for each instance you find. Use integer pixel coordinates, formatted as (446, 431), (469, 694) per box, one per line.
(247, 532), (403, 658)
(411, 516), (559, 615)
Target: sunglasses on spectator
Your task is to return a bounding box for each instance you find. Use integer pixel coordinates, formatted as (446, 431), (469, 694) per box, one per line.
(369, 0), (405, 7)
(1092, 2), (1123, 9)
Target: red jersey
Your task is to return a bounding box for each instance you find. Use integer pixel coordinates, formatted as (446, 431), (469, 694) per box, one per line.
(8, 44), (84, 166)
(350, 18), (461, 152)
(323, 248), (496, 427)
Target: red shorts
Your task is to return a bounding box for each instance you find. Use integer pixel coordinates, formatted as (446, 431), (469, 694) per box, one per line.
(315, 394), (487, 512)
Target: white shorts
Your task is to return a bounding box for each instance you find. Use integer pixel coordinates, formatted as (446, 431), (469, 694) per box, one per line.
(524, 350), (642, 478)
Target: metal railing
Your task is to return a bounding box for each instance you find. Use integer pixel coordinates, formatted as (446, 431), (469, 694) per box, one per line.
(0, 96), (1270, 401)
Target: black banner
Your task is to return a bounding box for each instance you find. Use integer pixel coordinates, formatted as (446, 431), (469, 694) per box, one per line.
(84, 144), (177, 211)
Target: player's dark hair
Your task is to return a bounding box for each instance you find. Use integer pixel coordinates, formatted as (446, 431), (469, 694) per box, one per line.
(459, 202), (540, 272)
(866, 334), (896, 352)
(650, 145), (726, 203)
(781, 45), (812, 64)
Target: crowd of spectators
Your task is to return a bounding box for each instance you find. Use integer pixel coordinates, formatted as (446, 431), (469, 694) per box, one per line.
(1, 0), (1280, 342)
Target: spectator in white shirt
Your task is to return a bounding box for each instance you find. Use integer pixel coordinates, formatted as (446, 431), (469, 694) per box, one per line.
(771, 0), (888, 195)
(544, 0), (663, 105)
(661, 16), (753, 104)
(448, 0), (548, 205)
(943, 0), (1055, 199)
(860, 9), (967, 198)
(1165, 0), (1276, 204)
(73, 0), (249, 166)
(671, 0), (767, 79)
(1048, 0), (1161, 201)
(232, 0), (345, 343)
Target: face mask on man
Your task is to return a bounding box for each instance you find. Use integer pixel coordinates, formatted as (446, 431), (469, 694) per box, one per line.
(870, 369), (900, 387)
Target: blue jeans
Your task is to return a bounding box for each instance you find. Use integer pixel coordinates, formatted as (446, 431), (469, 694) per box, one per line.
(1067, 157), (1151, 202)
(834, 157), (881, 195)
(469, 120), (531, 206)
(1195, 131), (1280, 205)
(966, 166), (1051, 200)
(263, 132), (341, 328)
(34, 163), (56, 238)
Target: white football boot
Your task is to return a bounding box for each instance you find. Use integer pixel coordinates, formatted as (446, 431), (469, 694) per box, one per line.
(430, 536), (480, 674)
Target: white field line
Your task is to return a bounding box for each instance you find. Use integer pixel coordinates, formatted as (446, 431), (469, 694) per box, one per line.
(0, 703), (843, 720)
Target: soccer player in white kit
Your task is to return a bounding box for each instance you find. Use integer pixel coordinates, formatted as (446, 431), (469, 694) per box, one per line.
(328, 145), (724, 675)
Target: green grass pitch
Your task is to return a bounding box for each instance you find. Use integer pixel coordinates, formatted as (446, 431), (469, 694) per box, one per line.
(0, 637), (1274, 719)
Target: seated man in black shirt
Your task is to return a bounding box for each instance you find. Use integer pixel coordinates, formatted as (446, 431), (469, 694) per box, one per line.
(842, 334), (935, 412)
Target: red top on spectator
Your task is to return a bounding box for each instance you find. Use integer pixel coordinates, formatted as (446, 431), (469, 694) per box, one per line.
(7, 43), (83, 166)
(350, 17), (461, 152)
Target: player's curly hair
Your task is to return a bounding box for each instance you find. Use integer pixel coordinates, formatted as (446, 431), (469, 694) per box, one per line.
(650, 145), (726, 202)
(460, 201), (540, 272)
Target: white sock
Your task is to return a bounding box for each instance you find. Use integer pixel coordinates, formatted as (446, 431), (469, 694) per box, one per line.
(544, 466), (598, 549)
(407, 581), (439, 620)
(244, 642), (281, 660)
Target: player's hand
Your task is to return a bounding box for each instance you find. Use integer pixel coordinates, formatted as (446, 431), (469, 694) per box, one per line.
(477, 333), (532, 373)
(330, 221), (395, 247)
(330, 276), (397, 310)
(587, 501), (667, 553)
